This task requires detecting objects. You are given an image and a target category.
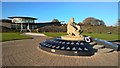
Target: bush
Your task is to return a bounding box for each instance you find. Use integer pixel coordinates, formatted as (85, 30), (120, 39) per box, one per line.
(38, 25), (67, 32)
(1, 26), (20, 32)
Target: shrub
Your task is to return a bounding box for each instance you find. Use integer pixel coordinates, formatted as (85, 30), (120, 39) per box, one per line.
(38, 25), (67, 32)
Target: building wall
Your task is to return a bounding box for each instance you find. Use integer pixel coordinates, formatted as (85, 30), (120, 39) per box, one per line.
(36, 22), (61, 28)
(12, 18), (34, 23)
(0, 22), (11, 28)
(11, 23), (36, 29)
(0, 19), (61, 30)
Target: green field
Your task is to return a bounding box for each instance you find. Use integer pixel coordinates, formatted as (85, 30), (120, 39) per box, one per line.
(1, 33), (32, 42)
(42, 32), (119, 41)
(42, 32), (67, 38)
(82, 33), (118, 41)
(0, 32), (119, 42)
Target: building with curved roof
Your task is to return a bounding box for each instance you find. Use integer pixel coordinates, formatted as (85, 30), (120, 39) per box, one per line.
(8, 16), (37, 32)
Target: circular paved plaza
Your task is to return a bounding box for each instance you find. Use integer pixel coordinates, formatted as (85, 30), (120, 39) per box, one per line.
(2, 36), (119, 66)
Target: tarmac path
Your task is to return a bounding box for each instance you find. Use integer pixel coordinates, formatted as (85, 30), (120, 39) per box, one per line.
(2, 36), (119, 66)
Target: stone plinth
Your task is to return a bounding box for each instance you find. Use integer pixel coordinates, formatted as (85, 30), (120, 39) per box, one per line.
(61, 35), (84, 41)
(39, 37), (96, 56)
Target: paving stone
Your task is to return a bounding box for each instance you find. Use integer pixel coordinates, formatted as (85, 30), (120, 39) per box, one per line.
(2, 36), (118, 66)
(97, 48), (114, 54)
(90, 42), (97, 45)
(93, 45), (105, 49)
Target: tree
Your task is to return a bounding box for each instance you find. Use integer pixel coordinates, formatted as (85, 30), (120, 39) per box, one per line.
(99, 20), (105, 26)
(78, 22), (84, 26)
(114, 19), (120, 26)
(52, 19), (59, 22)
(83, 17), (106, 26)
(83, 17), (95, 25)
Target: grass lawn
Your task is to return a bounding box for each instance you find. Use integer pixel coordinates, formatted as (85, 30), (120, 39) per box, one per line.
(42, 32), (67, 38)
(1, 33), (32, 42)
(0, 32), (119, 42)
(82, 33), (119, 41)
(42, 32), (119, 41)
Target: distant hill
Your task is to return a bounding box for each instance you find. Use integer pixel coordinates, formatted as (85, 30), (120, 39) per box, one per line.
(81, 25), (118, 34)
(82, 17), (106, 26)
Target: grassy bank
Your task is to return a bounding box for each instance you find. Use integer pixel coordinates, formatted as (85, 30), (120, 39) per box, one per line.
(42, 32), (119, 41)
(1, 32), (119, 42)
(82, 33), (118, 41)
(1, 32), (32, 42)
(42, 32), (67, 38)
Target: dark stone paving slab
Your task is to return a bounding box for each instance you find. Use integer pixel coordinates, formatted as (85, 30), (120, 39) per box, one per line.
(2, 36), (118, 66)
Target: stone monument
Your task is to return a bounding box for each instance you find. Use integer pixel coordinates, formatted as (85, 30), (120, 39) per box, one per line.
(39, 18), (96, 56)
(61, 18), (84, 41)
(39, 18), (119, 56)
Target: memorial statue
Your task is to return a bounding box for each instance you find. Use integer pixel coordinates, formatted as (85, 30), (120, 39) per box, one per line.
(67, 18), (83, 37)
(61, 18), (84, 41)
(39, 17), (94, 56)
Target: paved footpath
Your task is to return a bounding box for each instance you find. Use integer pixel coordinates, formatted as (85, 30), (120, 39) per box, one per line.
(2, 36), (119, 66)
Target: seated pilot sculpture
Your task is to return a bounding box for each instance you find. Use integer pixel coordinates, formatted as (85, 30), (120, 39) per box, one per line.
(39, 17), (94, 56)
(61, 17), (91, 42)
(67, 18), (83, 37)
